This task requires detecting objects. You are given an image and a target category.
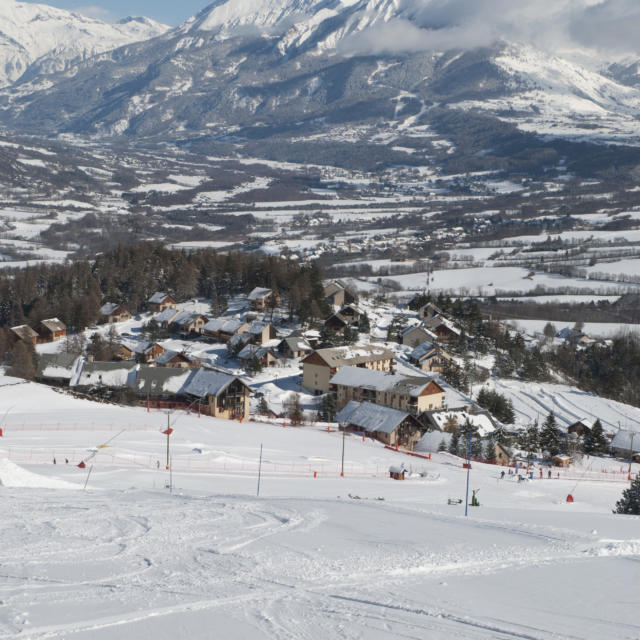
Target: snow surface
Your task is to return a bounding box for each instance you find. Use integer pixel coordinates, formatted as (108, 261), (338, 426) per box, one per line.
(1, 371), (640, 637)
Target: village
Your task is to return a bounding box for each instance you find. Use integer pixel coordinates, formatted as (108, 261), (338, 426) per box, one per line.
(7, 276), (638, 478)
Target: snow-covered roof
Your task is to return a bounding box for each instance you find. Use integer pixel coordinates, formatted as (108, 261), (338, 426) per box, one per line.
(247, 287), (272, 301)
(71, 360), (137, 388)
(306, 345), (394, 367)
(148, 292), (174, 304)
(335, 401), (412, 435)
(415, 430), (452, 453)
(38, 317), (66, 332)
(203, 317), (246, 334)
(182, 369), (249, 398)
(100, 302), (120, 315)
(428, 316), (461, 336)
(37, 353), (80, 380)
(10, 324), (38, 340)
(279, 336), (312, 352)
(330, 366), (440, 398)
(427, 409), (495, 437)
(409, 342), (438, 360)
(247, 320), (271, 335)
(611, 429), (640, 450)
(238, 344), (273, 360)
(155, 350), (191, 365)
(155, 308), (181, 323)
(172, 311), (205, 327)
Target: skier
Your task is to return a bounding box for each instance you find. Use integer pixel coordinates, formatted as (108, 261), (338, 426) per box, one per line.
(548, 469), (551, 479)
(500, 470), (505, 479)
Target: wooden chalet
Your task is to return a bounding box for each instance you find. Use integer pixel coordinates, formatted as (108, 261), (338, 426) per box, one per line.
(493, 443), (511, 466)
(567, 419), (593, 437)
(156, 350), (196, 369)
(148, 292), (177, 313)
(244, 321), (278, 346)
(202, 318), (249, 343)
(247, 287), (279, 311)
(99, 303), (132, 324)
(324, 281), (357, 307)
(238, 344), (278, 368)
(9, 324), (38, 345)
(424, 316), (461, 343)
(400, 324), (438, 347)
(34, 318), (66, 343)
(170, 312), (208, 337)
(182, 369), (252, 420)
(336, 400), (424, 451)
(409, 342), (452, 373)
(278, 335), (313, 359)
(417, 302), (442, 321)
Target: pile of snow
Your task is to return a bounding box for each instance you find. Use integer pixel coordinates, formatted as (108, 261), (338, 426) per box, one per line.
(0, 457), (79, 489)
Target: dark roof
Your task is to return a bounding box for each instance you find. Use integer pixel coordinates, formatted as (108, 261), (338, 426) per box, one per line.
(36, 352), (79, 380)
(10, 324), (38, 341)
(336, 401), (413, 435)
(132, 366), (192, 396)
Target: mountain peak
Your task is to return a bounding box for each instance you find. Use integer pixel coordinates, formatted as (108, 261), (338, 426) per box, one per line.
(0, 0), (169, 87)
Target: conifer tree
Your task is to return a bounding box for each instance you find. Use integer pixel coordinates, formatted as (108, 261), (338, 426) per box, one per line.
(438, 438), (447, 452)
(615, 474), (640, 515)
(540, 412), (563, 456)
(584, 419), (609, 456)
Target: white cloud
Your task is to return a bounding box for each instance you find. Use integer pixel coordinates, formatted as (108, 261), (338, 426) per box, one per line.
(337, 0), (640, 59)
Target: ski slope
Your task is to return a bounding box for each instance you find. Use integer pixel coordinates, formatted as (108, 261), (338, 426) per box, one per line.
(1, 374), (640, 639)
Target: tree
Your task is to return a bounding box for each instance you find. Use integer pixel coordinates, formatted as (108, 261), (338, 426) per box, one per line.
(448, 429), (460, 455)
(614, 474), (640, 515)
(284, 393), (304, 425)
(358, 312), (371, 334)
(246, 357), (263, 376)
(584, 419), (609, 456)
(526, 421), (540, 458)
(257, 396), (270, 415)
(8, 341), (36, 380)
(540, 412), (563, 456)
(438, 438), (447, 452)
(543, 322), (557, 341)
(476, 388), (515, 424)
(320, 393), (337, 422)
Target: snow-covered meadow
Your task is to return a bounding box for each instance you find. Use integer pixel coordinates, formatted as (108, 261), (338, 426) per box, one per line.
(1, 375), (639, 639)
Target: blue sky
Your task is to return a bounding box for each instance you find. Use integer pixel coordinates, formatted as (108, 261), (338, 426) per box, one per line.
(22, 0), (209, 25)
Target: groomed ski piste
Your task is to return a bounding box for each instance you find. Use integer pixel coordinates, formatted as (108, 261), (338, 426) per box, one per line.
(1, 373), (639, 640)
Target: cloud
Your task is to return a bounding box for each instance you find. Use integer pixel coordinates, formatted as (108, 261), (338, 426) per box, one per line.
(337, 0), (640, 59)
(73, 5), (116, 22)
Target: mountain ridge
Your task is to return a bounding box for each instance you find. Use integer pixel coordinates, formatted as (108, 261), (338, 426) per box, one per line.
(0, 0), (169, 87)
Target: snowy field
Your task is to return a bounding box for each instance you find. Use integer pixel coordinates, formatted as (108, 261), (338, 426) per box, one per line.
(1, 375), (640, 639)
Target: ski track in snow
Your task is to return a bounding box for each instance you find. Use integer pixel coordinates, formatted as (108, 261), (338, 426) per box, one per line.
(2, 488), (639, 639)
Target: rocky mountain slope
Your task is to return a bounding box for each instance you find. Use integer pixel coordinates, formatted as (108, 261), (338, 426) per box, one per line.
(0, 0), (168, 87)
(1, 0), (640, 176)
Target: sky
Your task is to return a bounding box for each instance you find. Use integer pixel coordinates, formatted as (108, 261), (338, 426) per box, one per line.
(20, 0), (209, 25)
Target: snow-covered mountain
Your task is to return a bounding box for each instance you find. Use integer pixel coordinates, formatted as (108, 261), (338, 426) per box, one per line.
(0, 0), (169, 87)
(1, 0), (640, 174)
